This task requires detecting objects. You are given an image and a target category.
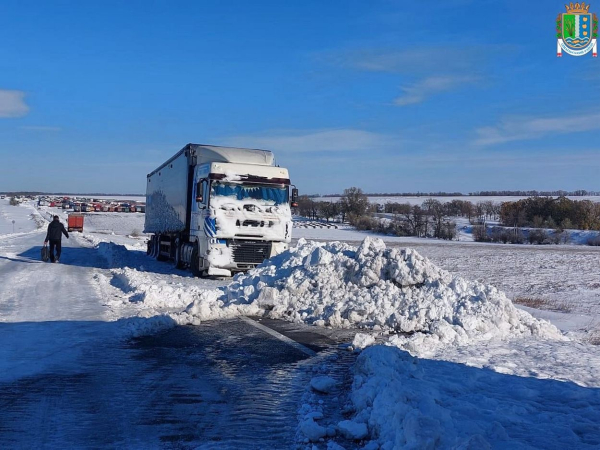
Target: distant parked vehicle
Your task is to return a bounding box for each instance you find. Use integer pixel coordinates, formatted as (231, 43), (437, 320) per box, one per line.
(73, 203), (81, 212)
(67, 213), (84, 232)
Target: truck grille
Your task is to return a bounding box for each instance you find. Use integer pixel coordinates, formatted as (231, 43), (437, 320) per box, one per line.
(229, 240), (272, 264)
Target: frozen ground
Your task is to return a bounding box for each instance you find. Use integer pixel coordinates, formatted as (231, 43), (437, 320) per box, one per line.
(2, 200), (600, 448)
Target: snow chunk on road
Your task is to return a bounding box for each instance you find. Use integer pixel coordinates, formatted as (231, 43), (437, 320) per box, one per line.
(352, 333), (375, 350)
(310, 376), (337, 394)
(337, 420), (368, 440)
(300, 418), (327, 442)
(192, 237), (562, 350)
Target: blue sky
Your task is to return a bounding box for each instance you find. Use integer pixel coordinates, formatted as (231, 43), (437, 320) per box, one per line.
(1, 0), (599, 195)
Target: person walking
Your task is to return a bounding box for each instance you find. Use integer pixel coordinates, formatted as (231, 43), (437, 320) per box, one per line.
(44, 215), (69, 263)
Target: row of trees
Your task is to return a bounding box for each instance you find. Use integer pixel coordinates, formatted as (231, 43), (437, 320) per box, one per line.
(383, 199), (500, 222)
(321, 191), (463, 198)
(297, 190), (600, 244)
(500, 197), (600, 230)
(470, 190), (599, 196)
(299, 195), (502, 224)
(297, 187), (370, 223)
(297, 188), (458, 240)
(310, 189), (600, 198)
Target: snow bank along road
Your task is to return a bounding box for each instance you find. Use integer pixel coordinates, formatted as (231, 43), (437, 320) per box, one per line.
(1, 199), (600, 449)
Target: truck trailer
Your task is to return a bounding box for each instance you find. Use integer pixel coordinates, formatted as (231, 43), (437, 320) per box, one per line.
(144, 144), (298, 277)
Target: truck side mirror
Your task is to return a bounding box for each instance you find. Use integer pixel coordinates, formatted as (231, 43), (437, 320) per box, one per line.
(291, 188), (298, 208)
(196, 181), (204, 203)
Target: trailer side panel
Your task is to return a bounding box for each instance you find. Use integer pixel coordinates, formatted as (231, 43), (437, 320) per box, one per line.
(144, 149), (191, 234)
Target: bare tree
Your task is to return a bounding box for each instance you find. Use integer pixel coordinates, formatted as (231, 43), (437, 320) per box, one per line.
(318, 201), (339, 223)
(297, 196), (318, 219)
(340, 187), (369, 222)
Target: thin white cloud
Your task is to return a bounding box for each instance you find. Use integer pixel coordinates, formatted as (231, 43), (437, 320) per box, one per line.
(320, 46), (486, 106)
(395, 75), (479, 106)
(20, 126), (61, 132)
(221, 129), (393, 153)
(475, 112), (600, 146)
(323, 47), (485, 75)
(0, 90), (29, 118)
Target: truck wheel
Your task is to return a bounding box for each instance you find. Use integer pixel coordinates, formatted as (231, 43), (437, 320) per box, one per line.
(174, 240), (185, 269)
(190, 247), (202, 277)
(156, 235), (168, 261)
(152, 236), (159, 258)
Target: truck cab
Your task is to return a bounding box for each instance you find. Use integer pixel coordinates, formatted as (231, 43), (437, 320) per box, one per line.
(190, 162), (292, 275)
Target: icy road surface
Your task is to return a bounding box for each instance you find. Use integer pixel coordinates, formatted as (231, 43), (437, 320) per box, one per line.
(0, 205), (356, 448)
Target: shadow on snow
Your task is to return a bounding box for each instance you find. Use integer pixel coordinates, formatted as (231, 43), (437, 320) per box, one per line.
(13, 244), (188, 276)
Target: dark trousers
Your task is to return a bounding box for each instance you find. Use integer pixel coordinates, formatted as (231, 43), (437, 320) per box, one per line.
(48, 239), (62, 262)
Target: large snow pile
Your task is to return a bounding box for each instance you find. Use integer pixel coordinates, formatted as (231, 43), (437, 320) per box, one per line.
(181, 237), (561, 349)
(349, 345), (600, 450)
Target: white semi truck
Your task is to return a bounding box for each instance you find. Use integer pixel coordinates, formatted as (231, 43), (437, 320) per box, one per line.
(145, 144), (298, 277)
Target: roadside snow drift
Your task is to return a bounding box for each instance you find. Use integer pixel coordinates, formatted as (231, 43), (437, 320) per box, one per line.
(350, 345), (600, 450)
(179, 237), (562, 349)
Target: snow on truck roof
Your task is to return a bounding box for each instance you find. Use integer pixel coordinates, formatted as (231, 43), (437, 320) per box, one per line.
(148, 144), (275, 177)
(191, 144), (275, 166)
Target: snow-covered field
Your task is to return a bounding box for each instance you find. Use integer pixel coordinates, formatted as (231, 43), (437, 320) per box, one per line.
(0, 199), (45, 236)
(2, 199), (600, 449)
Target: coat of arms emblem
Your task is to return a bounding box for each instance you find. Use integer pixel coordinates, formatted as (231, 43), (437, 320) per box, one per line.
(557, 3), (598, 56)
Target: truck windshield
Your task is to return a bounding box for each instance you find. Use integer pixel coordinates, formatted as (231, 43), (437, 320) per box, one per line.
(211, 182), (289, 205)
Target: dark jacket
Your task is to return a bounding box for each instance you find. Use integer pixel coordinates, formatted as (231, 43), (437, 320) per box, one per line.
(46, 220), (69, 241)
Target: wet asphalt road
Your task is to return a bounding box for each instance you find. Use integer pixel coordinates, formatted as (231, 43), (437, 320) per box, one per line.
(0, 319), (356, 449)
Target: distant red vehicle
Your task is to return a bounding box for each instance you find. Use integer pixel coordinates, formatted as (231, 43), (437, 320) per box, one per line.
(67, 213), (84, 232)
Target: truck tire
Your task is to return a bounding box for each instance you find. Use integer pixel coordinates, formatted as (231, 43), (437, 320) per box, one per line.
(190, 247), (202, 277)
(156, 234), (168, 261)
(174, 239), (185, 269)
